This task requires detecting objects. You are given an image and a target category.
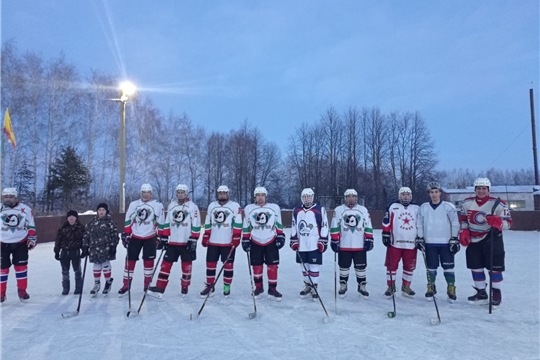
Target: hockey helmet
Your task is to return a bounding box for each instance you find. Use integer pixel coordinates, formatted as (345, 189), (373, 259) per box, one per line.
(473, 178), (491, 189)
(254, 187), (267, 196)
(217, 185), (229, 193)
(2, 187), (18, 197)
(301, 188), (315, 206)
(140, 183), (153, 192)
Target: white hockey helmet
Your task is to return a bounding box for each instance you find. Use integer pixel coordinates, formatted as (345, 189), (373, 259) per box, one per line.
(254, 187), (267, 196)
(427, 182), (441, 191)
(474, 178), (491, 188)
(301, 188), (315, 206)
(140, 183), (153, 192)
(217, 185), (229, 193)
(176, 184), (189, 193)
(2, 187), (18, 197)
(398, 187), (412, 195)
(344, 189), (358, 197)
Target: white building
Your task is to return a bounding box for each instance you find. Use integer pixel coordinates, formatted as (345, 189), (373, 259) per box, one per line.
(443, 185), (538, 211)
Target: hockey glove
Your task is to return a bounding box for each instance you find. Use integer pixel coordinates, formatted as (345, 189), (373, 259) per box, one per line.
(486, 215), (503, 231)
(232, 236), (241, 248)
(382, 232), (391, 247)
(449, 237), (460, 254)
(331, 239), (340, 253)
(317, 239), (328, 253)
(109, 244), (117, 259)
(121, 233), (131, 248)
(290, 238), (299, 251)
(363, 238), (374, 252)
(27, 235), (37, 250)
(54, 247), (61, 261)
(459, 228), (471, 246)
(275, 233), (286, 249)
(187, 237), (198, 252)
(80, 246), (89, 258)
(201, 233), (210, 247)
(415, 237), (426, 252)
(241, 237), (251, 252)
(157, 236), (169, 250)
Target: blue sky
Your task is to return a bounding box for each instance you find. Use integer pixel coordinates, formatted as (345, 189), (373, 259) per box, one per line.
(2, 1), (539, 171)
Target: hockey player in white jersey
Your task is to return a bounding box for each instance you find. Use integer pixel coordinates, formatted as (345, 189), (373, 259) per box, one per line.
(200, 186), (243, 298)
(330, 189), (374, 298)
(118, 184), (165, 296)
(382, 187), (420, 299)
(416, 182), (460, 302)
(459, 177), (512, 307)
(0, 187), (37, 302)
(242, 187), (285, 301)
(290, 188), (329, 300)
(148, 184), (201, 298)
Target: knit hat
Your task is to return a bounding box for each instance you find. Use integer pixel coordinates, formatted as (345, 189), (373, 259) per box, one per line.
(66, 210), (78, 219)
(97, 203), (109, 213)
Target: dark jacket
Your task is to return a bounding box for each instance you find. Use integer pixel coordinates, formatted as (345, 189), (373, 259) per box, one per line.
(82, 214), (119, 263)
(54, 220), (85, 252)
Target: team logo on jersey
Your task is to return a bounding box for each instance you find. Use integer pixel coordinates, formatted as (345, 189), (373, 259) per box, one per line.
(468, 210), (487, 226)
(172, 210), (189, 227)
(213, 210), (230, 228)
(342, 214), (361, 233)
(398, 211), (415, 231)
(298, 220), (314, 236)
(1, 213), (23, 232)
(136, 208), (151, 225)
(252, 212), (272, 230)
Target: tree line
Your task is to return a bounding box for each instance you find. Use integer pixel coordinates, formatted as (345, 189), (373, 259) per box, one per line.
(1, 41), (534, 214)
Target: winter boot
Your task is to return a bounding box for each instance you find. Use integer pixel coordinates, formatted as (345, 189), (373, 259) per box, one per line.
(148, 286), (165, 299)
(384, 284), (396, 298)
(300, 282), (312, 299)
(200, 282), (215, 298)
(425, 284), (436, 300)
(223, 284), (231, 297)
(253, 284), (264, 300)
(267, 284), (282, 302)
(447, 285), (457, 302)
(90, 281), (101, 296)
(62, 271), (70, 295)
(491, 288), (502, 307)
(18, 289), (30, 301)
(102, 278), (114, 295)
(311, 284), (319, 300)
(1, 292), (6, 303)
(401, 285), (416, 299)
(74, 270), (83, 295)
(468, 287), (488, 305)
(358, 282), (369, 298)
(338, 281), (348, 298)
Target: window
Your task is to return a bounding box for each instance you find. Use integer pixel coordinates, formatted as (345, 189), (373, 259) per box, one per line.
(508, 200), (526, 210)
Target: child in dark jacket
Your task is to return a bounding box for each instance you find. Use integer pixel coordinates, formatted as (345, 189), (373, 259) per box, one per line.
(54, 210), (85, 295)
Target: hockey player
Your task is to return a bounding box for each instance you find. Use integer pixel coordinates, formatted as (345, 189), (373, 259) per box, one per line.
(241, 187), (285, 301)
(200, 186), (242, 298)
(330, 189), (374, 298)
(119, 184), (165, 296)
(82, 203), (119, 296)
(382, 187), (420, 298)
(54, 210), (85, 295)
(290, 188), (329, 300)
(416, 182), (460, 302)
(148, 184), (201, 298)
(459, 177), (512, 307)
(0, 188), (37, 302)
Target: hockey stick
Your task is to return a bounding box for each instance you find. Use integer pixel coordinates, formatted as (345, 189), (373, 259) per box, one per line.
(488, 197), (502, 315)
(62, 255), (88, 318)
(190, 246), (235, 320)
(421, 249), (441, 325)
(334, 251), (341, 315)
(296, 249), (330, 323)
(246, 250), (257, 320)
(127, 247), (165, 317)
(387, 270), (397, 318)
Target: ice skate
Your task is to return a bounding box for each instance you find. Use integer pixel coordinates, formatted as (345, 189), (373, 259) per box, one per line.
(90, 281), (101, 297)
(102, 278), (114, 295)
(311, 284), (319, 301)
(200, 283), (215, 298)
(300, 282), (312, 299)
(267, 286), (282, 302)
(18, 289), (30, 302)
(490, 288), (502, 308)
(425, 284), (436, 301)
(338, 281), (347, 298)
(223, 284), (231, 297)
(181, 286), (188, 297)
(468, 286), (488, 305)
(358, 282), (369, 298)
(148, 286), (165, 299)
(401, 285), (415, 299)
(253, 284), (264, 300)
(447, 284), (456, 303)
(118, 284), (130, 297)
(384, 285), (396, 298)
(1, 292), (6, 303)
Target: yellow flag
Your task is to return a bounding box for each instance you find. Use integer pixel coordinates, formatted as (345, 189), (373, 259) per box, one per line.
(3, 108), (16, 150)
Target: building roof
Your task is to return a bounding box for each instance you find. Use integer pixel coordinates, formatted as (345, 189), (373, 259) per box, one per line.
(443, 185), (538, 194)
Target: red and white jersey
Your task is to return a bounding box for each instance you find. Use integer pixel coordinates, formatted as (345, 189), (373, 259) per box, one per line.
(330, 204), (374, 251)
(124, 199), (165, 239)
(242, 202), (283, 246)
(204, 200), (243, 246)
(459, 196), (512, 243)
(382, 201), (419, 250)
(1, 203), (36, 244)
(163, 199), (201, 245)
(290, 204), (329, 252)
(417, 201), (460, 245)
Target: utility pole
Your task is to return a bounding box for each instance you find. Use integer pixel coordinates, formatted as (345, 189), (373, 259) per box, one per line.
(530, 88), (540, 210)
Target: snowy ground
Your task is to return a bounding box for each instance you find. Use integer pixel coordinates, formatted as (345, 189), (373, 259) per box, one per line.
(1, 230), (539, 360)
